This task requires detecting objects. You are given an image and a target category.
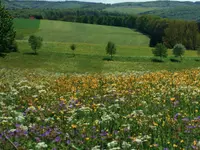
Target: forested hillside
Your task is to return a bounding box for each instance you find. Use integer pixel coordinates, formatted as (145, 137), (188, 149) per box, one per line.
(142, 6), (200, 21)
(3, 0), (108, 9)
(4, 0), (200, 21)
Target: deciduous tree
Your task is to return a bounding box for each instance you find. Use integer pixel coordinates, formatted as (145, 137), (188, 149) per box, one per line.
(106, 41), (116, 60)
(28, 35), (43, 54)
(152, 43), (168, 60)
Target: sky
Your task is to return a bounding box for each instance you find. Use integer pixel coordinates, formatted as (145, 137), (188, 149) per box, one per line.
(48, 0), (198, 4)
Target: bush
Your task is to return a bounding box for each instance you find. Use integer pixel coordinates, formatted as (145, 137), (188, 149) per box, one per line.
(28, 35), (43, 54)
(106, 41), (116, 60)
(173, 44), (186, 61)
(70, 44), (76, 57)
(152, 43), (167, 60)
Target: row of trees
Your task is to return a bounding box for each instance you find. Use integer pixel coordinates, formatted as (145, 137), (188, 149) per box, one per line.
(152, 43), (186, 61)
(136, 15), (200, 50)
(9, 8), (200, 50)
(27, 35), (116, 61)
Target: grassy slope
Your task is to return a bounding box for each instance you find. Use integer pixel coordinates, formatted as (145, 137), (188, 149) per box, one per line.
(1, 19), (199, 73)
(28, 19), (150, 46)
(1, 41), (199, 73)
(14, 19), (40, 39)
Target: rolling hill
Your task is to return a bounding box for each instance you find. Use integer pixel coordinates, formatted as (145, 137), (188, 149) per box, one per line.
(4, 0), (200, 20)
(3, 0), (108, 9)
(14, 18), (150, 46)
(0, 18), (198, 73)
(142, 5), (200, 21)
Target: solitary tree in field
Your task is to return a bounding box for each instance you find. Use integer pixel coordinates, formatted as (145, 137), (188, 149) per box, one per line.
(70, 44), (76, 57)
(152, 43), (168, 60)
(0, 1), (17, 54)
(106, 41), (116, 60)
(28, 35), (43, 54)
(173, 44), (186, 61)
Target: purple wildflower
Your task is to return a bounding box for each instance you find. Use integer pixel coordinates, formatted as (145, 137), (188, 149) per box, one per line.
(54, 136), (61, 142)
(66, 140), (71, 145)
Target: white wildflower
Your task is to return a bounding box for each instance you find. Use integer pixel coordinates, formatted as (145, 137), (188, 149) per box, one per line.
(197, 141), (200, 147)
(135, 138), (142, 144)
(39, 89), (46, 94)
(107, 140), (118, 148)
(32, 95), (38, 98)
(27, 106), (36, 112)
(9, 129), (16, 132)
(35, 142), (48, 149)
(101, 113), (112, 122)
(19, 125), (28, 131)
(109, 147), (121, 150)
(91, 145), (101, 150)
(16, 114), (25, 122)
(122, 141), (131, 149)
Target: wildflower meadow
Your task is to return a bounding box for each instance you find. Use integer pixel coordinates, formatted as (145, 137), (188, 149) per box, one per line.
(0, 69), (199, 149)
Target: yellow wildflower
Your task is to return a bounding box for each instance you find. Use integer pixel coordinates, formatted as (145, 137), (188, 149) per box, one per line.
(71, 124), (77, 129)
(85, 137), (90, 141)
(170, 97), (175, 102)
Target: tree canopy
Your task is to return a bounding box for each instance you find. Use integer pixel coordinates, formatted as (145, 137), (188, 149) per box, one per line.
(106, 41), (116, 60)
(152, 43), (168, 60)
(0, 1), (16, 53)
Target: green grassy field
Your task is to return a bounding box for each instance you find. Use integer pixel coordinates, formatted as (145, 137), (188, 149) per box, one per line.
(1, 41), (199, 73)
(14, 19), (149, 46)
(1, 19), (199, 73)
(14, 19), (40, 40)
(104, 7), (158, 14)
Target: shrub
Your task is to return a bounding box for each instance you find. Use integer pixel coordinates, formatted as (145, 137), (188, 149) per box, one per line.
(152, 43), (167, 60)
(28, 35), (43, 54)
(70, 44), (76, 57)
(106, 41), (116, 60)
(173, 44), (186, 61)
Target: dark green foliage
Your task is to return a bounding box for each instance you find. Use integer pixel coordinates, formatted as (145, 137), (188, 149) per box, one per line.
(135, 15), (168, 47)
(28, 35), (43, 54)
(163, 20), (199, 50)
(70, 44), (76, 57)
(0, 2), (16, 53)
(106, 41), (116, 60)
(152, 43), (167, 60)
(173, 44), (186, 61)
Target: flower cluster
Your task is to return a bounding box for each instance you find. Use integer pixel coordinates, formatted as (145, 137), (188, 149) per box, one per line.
(0, 69), (199, 149)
